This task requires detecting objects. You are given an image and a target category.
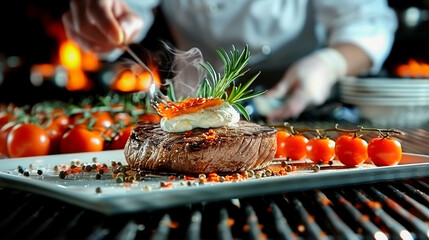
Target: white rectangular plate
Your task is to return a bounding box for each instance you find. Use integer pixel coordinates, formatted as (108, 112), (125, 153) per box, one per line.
(0, 150), (428, 215)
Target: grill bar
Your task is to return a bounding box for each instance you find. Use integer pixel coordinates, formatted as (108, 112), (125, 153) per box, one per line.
(333, 191), (387, 239)
(314, 190), (358, 240)
(291, 196), (329, 240)
(269, 201), (297, 240)
(370, 186), (429, 239)
(353, 188), (413, 239)
(1, 178), (429, 239)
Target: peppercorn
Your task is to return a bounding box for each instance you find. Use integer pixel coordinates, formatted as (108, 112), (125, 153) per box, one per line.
(311, 164), (320, 173)
(95, 174), (101, 180)
(70, 164), (76, 169)
(85, 165), (92, 172)
(18, 168), (24, 174)
(23, 171), (30, 177)
(37, 170), (43, 175)
(98, 169), (104, 175)
(329, 160), (333, 166)
(219, 176), (225, 182)
(92, 157), (98, 163)
(95, 187), (102, 194)
(281, 161), (287, 168)
(59, 171), (67, 179)
(116, 176), (124, 183)
(286, 165), (293, 172)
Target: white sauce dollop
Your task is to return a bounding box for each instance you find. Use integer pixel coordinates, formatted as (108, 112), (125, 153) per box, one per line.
(160, 102), (240, 132)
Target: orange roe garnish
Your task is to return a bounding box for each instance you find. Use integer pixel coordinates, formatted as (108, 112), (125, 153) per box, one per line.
(203, 129), (216, 141)
(157, 98), (224, 119)
(184, 175), (195, 181)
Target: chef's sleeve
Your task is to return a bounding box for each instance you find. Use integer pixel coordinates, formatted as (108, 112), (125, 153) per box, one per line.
(314, 0), (398, 74)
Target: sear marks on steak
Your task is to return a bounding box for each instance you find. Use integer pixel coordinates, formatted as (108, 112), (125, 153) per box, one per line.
(124, 121), (277, 174)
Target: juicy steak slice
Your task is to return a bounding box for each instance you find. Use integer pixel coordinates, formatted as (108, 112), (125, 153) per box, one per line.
(124, 121), (277, 174)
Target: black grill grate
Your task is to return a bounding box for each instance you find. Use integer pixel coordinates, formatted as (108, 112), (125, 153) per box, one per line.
(1, 177), (429, 239)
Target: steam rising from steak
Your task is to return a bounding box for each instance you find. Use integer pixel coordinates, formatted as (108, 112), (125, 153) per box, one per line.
(124, 121), (277, 174)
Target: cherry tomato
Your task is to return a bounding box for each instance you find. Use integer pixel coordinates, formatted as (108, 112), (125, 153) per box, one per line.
(139, 114), (161, 123)
(0, 122), (15, 157)
(51, 114), (70, 132)
(275, 130), (290, 158)
(45, 124), (64, 154)
(7, 123), (50, 157)
(60, 126), (104, 153)
(368, 137), (402, 166)
(335, 135), (368, 167)
(306, 137), (335, 164)
(113, 112), (132, 126)
(283, 134), (308, 160)
(110, 126), (134, 150)
(92, 111), (114, 128)
(0, 112), (13, 129)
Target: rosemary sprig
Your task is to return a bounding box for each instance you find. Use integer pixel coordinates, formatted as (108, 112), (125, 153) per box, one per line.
(196, 45), (266, 120)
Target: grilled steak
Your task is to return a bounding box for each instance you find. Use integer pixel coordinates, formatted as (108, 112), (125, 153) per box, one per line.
(124, 121), (277, 174)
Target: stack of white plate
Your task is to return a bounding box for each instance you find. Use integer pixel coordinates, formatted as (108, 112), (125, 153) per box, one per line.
(339, 77), (429, 127)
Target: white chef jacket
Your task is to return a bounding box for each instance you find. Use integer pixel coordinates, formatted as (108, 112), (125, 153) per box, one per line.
(123, 0), (397, 79)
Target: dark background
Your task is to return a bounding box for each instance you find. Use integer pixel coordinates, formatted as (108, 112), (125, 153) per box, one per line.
(0, 0), (428, 106)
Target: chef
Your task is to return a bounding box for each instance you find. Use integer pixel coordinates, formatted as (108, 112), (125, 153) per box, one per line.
(62, 0), (397, 122)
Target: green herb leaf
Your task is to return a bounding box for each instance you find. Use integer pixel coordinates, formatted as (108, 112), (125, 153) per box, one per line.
(232, 102), (250, 121)
(196, 45), (265, 119)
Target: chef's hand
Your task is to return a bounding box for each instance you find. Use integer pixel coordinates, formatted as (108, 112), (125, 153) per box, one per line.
(62, 0), (143, 53)
(265, 48), (347, 122)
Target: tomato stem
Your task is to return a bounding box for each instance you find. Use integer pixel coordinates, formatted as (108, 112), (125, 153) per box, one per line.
(270, 122), (405, 137)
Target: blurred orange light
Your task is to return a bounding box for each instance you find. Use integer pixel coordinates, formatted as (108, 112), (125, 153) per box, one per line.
(396, 59), (429, 78)
(59, 40), (81, 70)
(66, 69), (92, 91)
(82, 51), (100, 72)
(112, 70), (137, 92)
(111, 66), (161, 92)
(31, 64), (55, 78)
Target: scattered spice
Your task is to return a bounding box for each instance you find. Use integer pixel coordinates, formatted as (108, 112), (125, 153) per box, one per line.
(95, 187), (102, 194)
(23, 171), (30, 177)
(59, 171), (67, 179)
(37, 170), (43, 175)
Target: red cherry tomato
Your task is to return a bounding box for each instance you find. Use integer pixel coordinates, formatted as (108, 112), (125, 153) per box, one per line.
(368, 137), (402, 166)
(113, 112), (132, 126)
(306, 137), (335, 164)
(7, 123), (50, 157)
(60, 126), (104, 153)
(0, 112), (13, 129)
(51, 114), (70, 132)
(92, 111), (114, 129)
(45, 124), (64, 155)
(283, 134), (308, 160)
(0, 122), (15, 157)
(335, 135), (368, 167)
(110, 126), (134, 150)
(275, 130), (291, 158)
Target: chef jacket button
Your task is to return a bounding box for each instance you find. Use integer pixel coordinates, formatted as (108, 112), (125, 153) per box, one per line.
(262, 45), (271, 55)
